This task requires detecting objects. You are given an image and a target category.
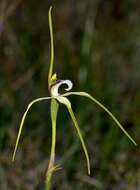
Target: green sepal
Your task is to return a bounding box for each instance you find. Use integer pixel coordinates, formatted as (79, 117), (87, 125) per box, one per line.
(57, 96), (90, 175)
(62, 91), (137, 146)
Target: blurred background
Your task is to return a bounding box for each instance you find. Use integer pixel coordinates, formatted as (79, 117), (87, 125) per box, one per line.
(0, 0), (140, 189)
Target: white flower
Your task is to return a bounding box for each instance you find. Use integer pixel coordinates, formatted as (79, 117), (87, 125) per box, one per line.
(50, 80), (73, 97)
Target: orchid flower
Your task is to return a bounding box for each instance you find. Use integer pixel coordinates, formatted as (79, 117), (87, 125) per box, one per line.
(12, 6), (137, 190)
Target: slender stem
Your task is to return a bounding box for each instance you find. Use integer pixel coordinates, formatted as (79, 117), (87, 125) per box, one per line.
(45, 98), (58, 190)
(48, 6), (54, 84)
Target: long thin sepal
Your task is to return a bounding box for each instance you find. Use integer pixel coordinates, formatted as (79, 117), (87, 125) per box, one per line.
(48, 6), (54, 84)
(62, 92), (137, 146)
(45, 98), (59, 190)
(57, 96), (90, 175)
(12, 97), (52, 162)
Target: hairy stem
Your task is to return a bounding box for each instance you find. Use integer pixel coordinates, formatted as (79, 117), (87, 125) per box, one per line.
(45, 98), (58, 190)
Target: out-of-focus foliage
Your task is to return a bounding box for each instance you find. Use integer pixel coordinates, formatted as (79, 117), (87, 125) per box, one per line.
(0, 0), (140, 189)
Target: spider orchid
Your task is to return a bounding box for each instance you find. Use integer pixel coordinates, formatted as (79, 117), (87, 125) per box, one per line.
(12, 6), (137, 190)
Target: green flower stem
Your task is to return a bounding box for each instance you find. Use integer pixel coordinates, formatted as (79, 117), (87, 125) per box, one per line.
(12, 6), (137, 190)
(45, 98), (58, 190)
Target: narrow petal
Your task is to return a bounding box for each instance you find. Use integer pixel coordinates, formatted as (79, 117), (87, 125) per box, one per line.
(48, 6), (54, 83)
(12, 97), (52, 161)
(57, 96), (90, 175)
(62, 92), (137, 146)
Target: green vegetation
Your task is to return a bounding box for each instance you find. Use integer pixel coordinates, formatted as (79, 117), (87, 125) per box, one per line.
(0, 1), (139, 190)
(12, 6), (136, 190)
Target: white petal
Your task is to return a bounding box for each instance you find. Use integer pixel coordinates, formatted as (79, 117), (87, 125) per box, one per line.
(51, 80), (73, 97)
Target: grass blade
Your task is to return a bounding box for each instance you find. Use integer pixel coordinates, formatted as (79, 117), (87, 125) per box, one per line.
(62, 92), (137, 146)
(57, 96), (90, 175)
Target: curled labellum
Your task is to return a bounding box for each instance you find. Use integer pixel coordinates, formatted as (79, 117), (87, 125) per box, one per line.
(50, 80), (73, 97)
